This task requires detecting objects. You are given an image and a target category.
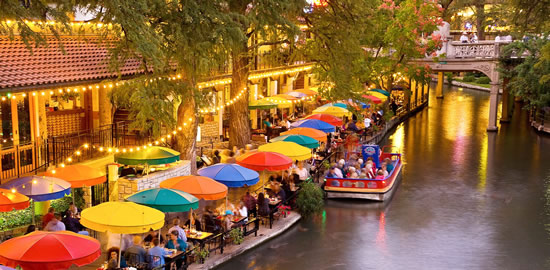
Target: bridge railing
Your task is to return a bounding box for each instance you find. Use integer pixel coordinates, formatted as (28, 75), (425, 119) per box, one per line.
(439, 40), (512, 60)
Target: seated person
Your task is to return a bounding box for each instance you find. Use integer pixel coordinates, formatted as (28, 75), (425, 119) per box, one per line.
(185, 212), (202, 231)
(257, 193), (270, 217)
(147, 238), (168, 269)
(63, 212), (87, 235)
(347, 167), (359, 178)
(380, 164), (389, 177)
(223, 210), (235, 232)
(124, 236), (147, 264)
(44, 213), (65, 232)
(326, 167), (338, 178)
(144, 229), (165, 244)
(203, 206), (221, 233)
(375, 170), (385, 180)
(235, 201), (248, 223)
(168, 218), (187, 242)
(165, 231), (187, 251)
(384, 158), (394, 173)
(107, 247), (127, 270)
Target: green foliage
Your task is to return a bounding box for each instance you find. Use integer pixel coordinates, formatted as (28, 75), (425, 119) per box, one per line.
(228, 228), (244, 245)
(445, 72), (453, 84)
(0, 209), (33, 232)
(500, 38), (550, 109)
(196, 246), (209, 262)
(463, 75), (476, 82)
(302, 0), (442, 105)
(476, 77), (491, 84)
(296, 182), (324, 219)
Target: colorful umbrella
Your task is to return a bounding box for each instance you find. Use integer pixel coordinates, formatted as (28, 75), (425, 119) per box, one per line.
(0, 231), (101, 270)
(249, 99), (278, 110)
(295, 89), (318, 96)
(274, 94), (298, 100)
(362, 95), (382, 104)
(258, 141), (312, 161)
(0, 176), (71, 202)
(305, 114), (343, 126)
(291, 119), (335, 133)
(160, 176), (228, 201)
(236, 151), (293, 171)
(198, 164), (260, 188)
(366, 91), (388, 100)
(44, 164), (106, 188)
(370, 88), (390, 96)
(0, 189), (29, 212)
(80, 201), (164, 234)
(114, 146), (180, 165)
(320, 102), (347, 109)
(270, 134), (320, 149)
(286, 91), (308, 98)
(264, 96), (292, 108)
(312, 106), (352, 117)
(125, 188), (199, 212)
(282, 127), (327, 143)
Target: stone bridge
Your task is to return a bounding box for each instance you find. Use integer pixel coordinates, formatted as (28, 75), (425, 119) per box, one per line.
(413, 40), (514, 131)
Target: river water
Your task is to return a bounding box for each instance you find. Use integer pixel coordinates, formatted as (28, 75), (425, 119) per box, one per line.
(218, 85), (550, 270)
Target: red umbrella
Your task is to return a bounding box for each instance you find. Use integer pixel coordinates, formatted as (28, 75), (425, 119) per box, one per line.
(0, 231), (101, 270)
(304, 114), (343, 126)
(0, 188), (29, 212)
(236, 151), (293, 171)
(362, 95), (382, 104)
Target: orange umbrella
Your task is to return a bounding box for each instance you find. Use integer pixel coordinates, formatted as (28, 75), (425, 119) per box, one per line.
(160, 176), (227, 201)
(44, 164), (106, 188)
(282, 127), (327, 143)
(0, 189), (29, 212)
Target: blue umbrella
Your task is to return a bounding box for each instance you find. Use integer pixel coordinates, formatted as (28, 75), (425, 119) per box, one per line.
(347, 99), (370, 109)
(291, 119), (336, 133)
(320, 102), (347, 109)
(198, 164), (260, 188)
(286, 91), (308, 98)
(0, 176), (71, 202)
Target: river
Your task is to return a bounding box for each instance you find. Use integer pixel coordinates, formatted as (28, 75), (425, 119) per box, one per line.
(218, 85), (550, 270)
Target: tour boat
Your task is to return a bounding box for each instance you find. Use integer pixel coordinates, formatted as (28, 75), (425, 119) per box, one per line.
(324, 145), (402, 201)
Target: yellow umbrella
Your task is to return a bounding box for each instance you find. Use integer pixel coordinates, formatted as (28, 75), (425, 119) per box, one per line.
(312, 106), (352, 117)
(258, 141), (312, 161)
(80, 202), (164, 234)
(366, 91), (388, 100)
(264, 96), (293, 108)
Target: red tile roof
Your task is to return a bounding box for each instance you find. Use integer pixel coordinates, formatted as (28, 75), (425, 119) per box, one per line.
(0, 36), (145, 90)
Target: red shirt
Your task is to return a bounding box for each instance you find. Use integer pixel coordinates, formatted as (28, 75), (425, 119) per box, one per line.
(42, 212), (54, 228)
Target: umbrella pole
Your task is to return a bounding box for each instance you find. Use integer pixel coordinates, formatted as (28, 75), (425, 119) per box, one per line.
(118, 234), (123, 268)
(31, 200), (35, 225)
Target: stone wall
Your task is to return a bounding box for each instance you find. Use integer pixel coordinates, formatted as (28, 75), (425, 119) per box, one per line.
(117, 160), (191, 200)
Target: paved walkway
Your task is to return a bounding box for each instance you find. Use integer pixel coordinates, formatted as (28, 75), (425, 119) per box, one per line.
(189, 212), (301, 270)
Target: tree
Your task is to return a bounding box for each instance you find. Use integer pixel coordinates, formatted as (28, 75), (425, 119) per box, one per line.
(296, 181), (324, 219)
(302, 0), (442, 105)
(222, 0), (305, 148)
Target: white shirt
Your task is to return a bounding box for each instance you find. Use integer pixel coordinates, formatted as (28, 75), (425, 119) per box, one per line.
(460, 34), (469, 42)
(363, 118), (371, 128)
(168, 226), (187, 242)
(238, 206), (248, 222)
(334, 168), (343, 178)
(295, 167), (309, 180)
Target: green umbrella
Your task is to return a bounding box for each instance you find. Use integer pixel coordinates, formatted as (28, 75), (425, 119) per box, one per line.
(249, 98), (278, 110)
(125, 188), (199, 212)
(270, 134), (320, 149)
(115, 146), (180, 165)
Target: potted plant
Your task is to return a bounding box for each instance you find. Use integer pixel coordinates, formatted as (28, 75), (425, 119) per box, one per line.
(228, 228), (244, 245)
(196, 247), (209, 264)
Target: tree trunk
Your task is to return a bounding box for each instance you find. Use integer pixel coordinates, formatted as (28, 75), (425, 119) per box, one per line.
(175, 94), (199, 173)
(475, 2), (486, 40)
(228, 43), (251, 148)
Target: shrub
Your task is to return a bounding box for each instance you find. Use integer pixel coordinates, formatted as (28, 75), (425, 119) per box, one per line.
(296, 182), (324, 219)
(476, 77), (491, 84)
(463, 75), (476, 82)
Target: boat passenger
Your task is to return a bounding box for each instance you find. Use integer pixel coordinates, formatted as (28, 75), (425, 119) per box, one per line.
(380, 164), (389, 177)
(331, 163), (344, 178)
(326, 167), (338, 178)
(375, 170), (385, 180)
(384, 158), (394, 173)
(365, 162), (376, 178)
(347, 167), (359, 178)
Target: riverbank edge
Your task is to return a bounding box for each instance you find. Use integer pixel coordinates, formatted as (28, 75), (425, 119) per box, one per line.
(431, 77), (495, 92)
(191, 212), (302, 270)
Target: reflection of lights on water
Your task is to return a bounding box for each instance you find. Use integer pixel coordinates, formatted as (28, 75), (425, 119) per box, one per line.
(390, 124), (404, 153)
(478, 134), (488, 191)
(376, 211), (387, 252)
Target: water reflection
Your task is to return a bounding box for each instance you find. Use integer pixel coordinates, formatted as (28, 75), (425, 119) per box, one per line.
(219, 85), (550, 270)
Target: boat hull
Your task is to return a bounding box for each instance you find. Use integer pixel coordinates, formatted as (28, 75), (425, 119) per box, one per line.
(324, 157), (402, 201)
